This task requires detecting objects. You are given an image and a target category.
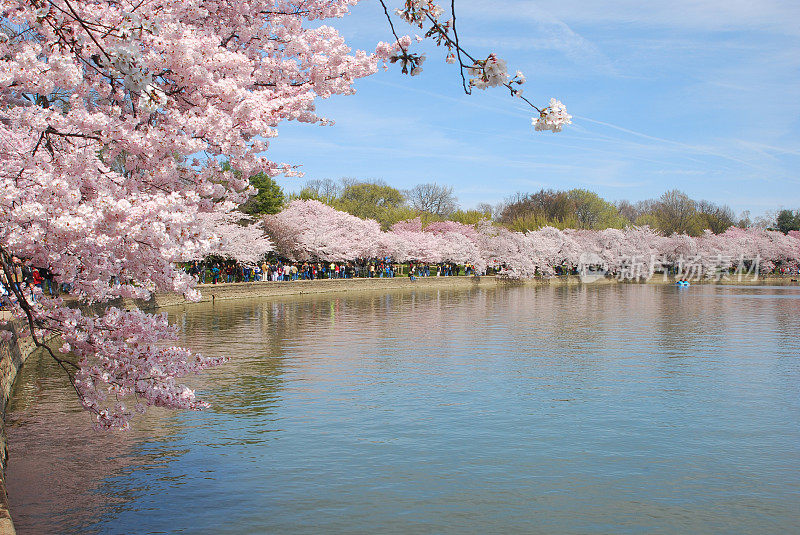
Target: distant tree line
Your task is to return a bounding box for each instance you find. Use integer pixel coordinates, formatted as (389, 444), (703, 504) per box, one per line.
(239, 173), (796, 236)
(496, 188), (778, 236)
(293, 178), (482, 229)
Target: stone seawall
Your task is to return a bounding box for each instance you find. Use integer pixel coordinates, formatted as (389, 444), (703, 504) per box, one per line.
(130, 273), (797, 310)
(135, 275), (501, 309)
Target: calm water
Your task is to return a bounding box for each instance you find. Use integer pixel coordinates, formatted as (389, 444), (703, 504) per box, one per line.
(7, 284), (800, 534)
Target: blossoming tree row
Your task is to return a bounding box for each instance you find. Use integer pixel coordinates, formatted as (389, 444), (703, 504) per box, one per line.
(263, 200), (800, 278)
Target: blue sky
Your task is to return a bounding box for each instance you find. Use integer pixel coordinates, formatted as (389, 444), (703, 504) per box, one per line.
(267, 0), (800, 217)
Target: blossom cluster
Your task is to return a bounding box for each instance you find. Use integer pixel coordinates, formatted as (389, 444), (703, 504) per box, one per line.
(182, 204), (274, 266)
(468, 54), (509, 89)
(395, 0), (444, 26)
(534, 98), (573, 133)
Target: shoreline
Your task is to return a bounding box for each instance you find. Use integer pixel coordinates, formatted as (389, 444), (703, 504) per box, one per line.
(137, 275), (500, 309)
(136, 273), (798, 310)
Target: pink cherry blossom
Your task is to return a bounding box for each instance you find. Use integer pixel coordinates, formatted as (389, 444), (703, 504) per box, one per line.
(263, 200), (382, 261)
(534, 98), (572, 133)
(0, 0), (393, 429)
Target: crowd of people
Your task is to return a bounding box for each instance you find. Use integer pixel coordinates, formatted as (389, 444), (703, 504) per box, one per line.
(184, 258), (483, 284)
(0, 256), (59, 303)
(0, 254), (483, 309)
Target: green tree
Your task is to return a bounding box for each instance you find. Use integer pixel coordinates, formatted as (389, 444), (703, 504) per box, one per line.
(506, 211), (566, 232)
(566, 189), (626, 229)
(776, 209), (800, 233)
(499, 189), (574, 230)
(240, 172), (285, 216)
(652, 189), (701, 235)
(695, 200), (735, 234)
(634, 212), (661, 229)
(499, 188), (625, 231)
(333, 180), (413, 228)
(448, 209), (491, 225)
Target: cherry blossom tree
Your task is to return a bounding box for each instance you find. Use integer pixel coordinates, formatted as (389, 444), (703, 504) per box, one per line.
(437, 231), (483, 269)
(263, 200), (382, 261)
(423, 219), (479, 240)
(388, 217), (424, 234)
(526, 226), (581, 274)
(661, 232), (698, 268)
(471, 222), (538, 278)
(394, 219), (484, 269)
(384, 218), (443, 262)
(0, 0), (404, 429)
(187, 204), (274, 266)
